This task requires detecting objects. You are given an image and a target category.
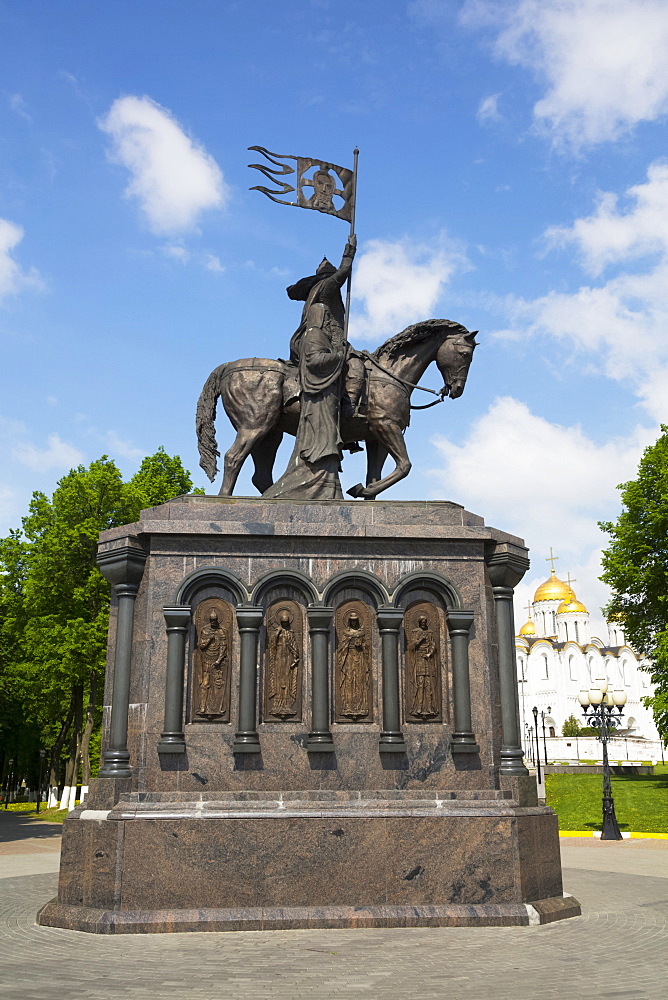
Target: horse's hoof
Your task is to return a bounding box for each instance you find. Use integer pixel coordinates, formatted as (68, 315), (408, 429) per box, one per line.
(346, 483), (366, 499)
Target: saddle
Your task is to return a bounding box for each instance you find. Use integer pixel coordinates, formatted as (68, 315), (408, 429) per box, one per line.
(280, 351), (371, 418)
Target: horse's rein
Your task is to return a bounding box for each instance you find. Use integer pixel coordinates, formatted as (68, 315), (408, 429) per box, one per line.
(360, 351), (448, 410)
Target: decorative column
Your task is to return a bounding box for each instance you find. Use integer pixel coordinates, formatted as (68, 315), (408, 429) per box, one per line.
(377, 607), (406, 753)
(157, 607), (191, 754)
(97, 543), (147, 778)
(486, 545), (530, 776)
(306, 606), (334, 752)
(446, 610), (479, 754)
(233, 606), (263, 754)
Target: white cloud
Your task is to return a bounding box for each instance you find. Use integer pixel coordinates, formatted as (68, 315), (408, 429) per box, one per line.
(8, 93), (32, 123)
(461, 0), (668, 148)
(546, 160), (668, 275)
(98, 95), (227, 234)
(13, 434), (84, 472)
(349, 235), (467, 342)
(477, 93), (501, 123)
(497, 161), (668, 422)
(0, 219), (42, 302)
(205, 254), (225, 273)
(105, 431), (144, 461)
(430, 396), (654, 633)
(162, 244), (190, 263)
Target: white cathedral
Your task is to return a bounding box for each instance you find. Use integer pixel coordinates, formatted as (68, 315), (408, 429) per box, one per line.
(515, 557), (659, 748)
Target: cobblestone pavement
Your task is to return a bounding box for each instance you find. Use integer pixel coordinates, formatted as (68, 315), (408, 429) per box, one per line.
(0, 815), (666, 1000)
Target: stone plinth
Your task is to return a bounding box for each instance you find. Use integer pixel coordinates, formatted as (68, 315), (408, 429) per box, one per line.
(38, 496), (579, 931)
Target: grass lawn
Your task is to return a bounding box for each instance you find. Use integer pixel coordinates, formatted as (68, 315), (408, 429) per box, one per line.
(3, 801), (71, 823)
(546, 764), (668, 833)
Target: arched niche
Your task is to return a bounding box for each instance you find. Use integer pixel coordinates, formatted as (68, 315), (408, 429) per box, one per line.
(176, 566), (248, 607)
(250, 571), (316, 726)
(391, 571), (461, 611)
(324, 571), (385, 725)
(321, 568), (389, 608)
(250, 568), (319, 607)
(175, 567), (248, 727)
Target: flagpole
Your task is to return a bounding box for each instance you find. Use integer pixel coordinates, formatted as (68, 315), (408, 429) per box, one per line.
(343, 147), (359, 343)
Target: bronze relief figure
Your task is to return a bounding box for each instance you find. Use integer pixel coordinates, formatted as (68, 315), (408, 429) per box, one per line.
(404, 603), (443, 722)
(193, 598), (233, 721)
(335, 601), (372, 722)
(264, 601), (303, 721)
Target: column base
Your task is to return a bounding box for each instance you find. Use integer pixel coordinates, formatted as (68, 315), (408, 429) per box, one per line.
(98, 749), (132, 779)
(451, 733), (479, 754)
(232, 734), (261, 754)
(306, 732), (334, 753)
(379, 732), (406, 753)
(499, 746), (530, 776)
(157, 734), (186, 754)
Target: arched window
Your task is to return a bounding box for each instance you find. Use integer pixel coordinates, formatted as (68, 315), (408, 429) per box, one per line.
(574, 621), (580, 643)
(569, 655), (577, 681)
(549, 726), (556, 738)
(518, 656), (526, 682)
(541, 653), (549, 680)
(551, 611), (556, 634)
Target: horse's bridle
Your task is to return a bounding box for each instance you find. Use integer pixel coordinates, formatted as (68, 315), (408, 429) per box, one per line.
(360, 351), (449, 410)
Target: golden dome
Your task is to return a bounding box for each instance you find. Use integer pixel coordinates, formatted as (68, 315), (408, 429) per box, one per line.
(519, 618), (536, 636)
(533, 569), (571, 603)
(557, 591), (588, 615)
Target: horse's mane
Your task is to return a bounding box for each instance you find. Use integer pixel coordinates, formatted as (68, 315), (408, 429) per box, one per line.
(372, 319), (471, 362)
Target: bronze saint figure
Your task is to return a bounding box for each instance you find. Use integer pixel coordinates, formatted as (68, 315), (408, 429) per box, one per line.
(335, 603), (372, 721)
(194, 601), (232, 721)
(404, 604), (442, 722)
(265, 604), (302, 721)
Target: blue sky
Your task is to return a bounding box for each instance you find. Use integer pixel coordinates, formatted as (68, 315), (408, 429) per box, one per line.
(2, 0), (668, 632)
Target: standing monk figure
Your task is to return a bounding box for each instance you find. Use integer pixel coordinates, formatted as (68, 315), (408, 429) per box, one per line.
(337, 610), (370, 719)
(264, 236), (362, 500)
(409, 614), (439, 718)
(196, 609), (229, 717)
(267, 610), (300, 718)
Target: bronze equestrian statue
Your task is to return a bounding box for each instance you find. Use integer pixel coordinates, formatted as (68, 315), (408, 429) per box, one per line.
(196, 240), (477, 500)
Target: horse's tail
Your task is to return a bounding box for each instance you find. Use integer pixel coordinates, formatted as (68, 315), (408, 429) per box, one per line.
(196, 363), (228, 482)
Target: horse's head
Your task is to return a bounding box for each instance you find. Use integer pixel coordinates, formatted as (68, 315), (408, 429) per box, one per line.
(436, 328), (478, 398)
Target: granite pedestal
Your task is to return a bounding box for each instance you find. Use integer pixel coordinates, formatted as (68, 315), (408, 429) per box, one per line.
(38, 497), (579, 932)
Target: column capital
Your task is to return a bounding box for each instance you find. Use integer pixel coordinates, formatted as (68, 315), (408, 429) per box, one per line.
(376, 606), (404, 631)
(97, 542), (147, 590)
(446, 609), (474, 634)
(485, 543), (530, 590)
(235, 605), (263, 631)
(163, 606), (191, 630)
(307, 605), (334, 631)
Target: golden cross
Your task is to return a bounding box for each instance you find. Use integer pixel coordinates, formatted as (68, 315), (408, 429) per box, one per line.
(546, 547), (558, 573)
(524, 601), (533, 618)
(565, 573), (577, 593)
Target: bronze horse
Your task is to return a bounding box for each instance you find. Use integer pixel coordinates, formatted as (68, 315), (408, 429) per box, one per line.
(196, 318), (477, 499)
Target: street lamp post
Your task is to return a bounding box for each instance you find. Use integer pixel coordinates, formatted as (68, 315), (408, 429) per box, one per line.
(532, 706), (542, 784)
(579, 682), (627, 840)
(36, 749), (46, 814)
(3, 759), (14, 809)
(541, 706), (551, 766)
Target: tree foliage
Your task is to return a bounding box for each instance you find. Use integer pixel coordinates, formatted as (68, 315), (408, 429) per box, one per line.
(0, 448), (197, 793)
(562, 714), (581, 737)
(600, 426), (668, 742)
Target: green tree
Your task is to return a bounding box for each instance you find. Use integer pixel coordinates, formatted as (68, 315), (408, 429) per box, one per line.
(600, 426), (668, 742)
(0, 448), (198, 799)
(562, 714), (581, 737)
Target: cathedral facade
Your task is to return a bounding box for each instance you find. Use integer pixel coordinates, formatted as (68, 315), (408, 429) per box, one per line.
(515, 562), (659, 749)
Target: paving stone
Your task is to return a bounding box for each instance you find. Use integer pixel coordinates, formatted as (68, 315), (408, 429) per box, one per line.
(0, 845), (666, 1000)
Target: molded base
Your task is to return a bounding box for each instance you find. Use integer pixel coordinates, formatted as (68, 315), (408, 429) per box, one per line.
(38, 894), (581, 934)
